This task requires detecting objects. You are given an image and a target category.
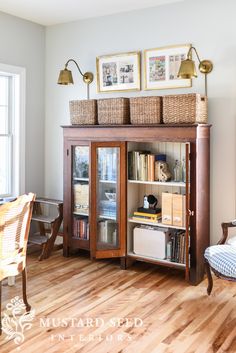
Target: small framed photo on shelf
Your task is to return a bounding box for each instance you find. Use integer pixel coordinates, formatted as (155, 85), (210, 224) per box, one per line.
(144, 44), (192, 90)
(96, 51), (141, 93)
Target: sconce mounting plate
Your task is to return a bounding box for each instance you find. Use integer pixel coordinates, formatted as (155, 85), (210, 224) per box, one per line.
(199, 60), (213, 74)
(83, 72), (94, 84)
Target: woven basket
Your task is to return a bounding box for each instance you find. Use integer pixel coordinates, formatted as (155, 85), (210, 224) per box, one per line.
(130, 96), (162, 124)
(98, 98), (130, 125)
(69, 100), (97, 125)
(163, 94), (207, 124)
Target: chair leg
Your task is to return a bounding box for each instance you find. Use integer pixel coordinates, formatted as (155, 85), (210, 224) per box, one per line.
(43, 219), (62, 260)
(0, 280), (2, 335)
(205, 260), (213, 295)
(22, 268), (31, 312)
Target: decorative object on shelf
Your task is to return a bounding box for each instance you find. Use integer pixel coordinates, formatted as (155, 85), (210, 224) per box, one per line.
(105, 191), (116, 202)
(144, 44), (192, 90)
(129, 96), (162, 125)
(177, 45), (213, 96)
(97, 98), (130, 125)
(163, 93), (207, 124)
(143, 195), (158, 210)
(155, 161), (172, 182)
(69, 99), (97, 125)
(143, 195), (149, 209)
(173, 160), (181, 182)
(96, 51), (141, 92)
(147, 195), (158, 209)
(57, 59), (94, 99)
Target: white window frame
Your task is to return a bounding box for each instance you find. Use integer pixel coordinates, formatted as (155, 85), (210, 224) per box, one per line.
(0, 63), (26, 197)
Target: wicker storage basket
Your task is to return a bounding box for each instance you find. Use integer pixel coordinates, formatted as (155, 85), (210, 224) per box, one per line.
(130, 96), (162, 124)
(69, 99), (97, 125)
(163, 94), (207, 124)
(97, 98), (130, 125)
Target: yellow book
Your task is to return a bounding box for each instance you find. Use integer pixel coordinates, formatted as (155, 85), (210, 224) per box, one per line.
(132, 217), (160, 223)
(133, 211), (161, 218)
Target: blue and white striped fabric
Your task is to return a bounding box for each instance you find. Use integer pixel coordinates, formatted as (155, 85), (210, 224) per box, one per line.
(204, 245), (236, 278)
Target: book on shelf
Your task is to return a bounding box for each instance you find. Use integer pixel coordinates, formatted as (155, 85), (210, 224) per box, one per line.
(73, 217), (89, 240)
(147, 154), (155, 181)
(132, 217), (161, 223)
(132, 206), (162, 223)
(167, 230), (186, 264)
(139, 153), (147, 181)
(133, 212), (161, 220)
(128, 150), (150, 180)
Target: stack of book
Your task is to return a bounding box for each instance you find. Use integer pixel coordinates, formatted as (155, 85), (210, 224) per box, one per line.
(73, 217), (89, 240)
(99, 200), (116, 219)
(132, 207), (161, 223)
(166, 231), (186, 263)
(128, 151), (156, 181)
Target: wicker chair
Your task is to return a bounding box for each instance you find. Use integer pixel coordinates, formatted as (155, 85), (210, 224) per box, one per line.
(204, 220), (236, 295)
(0, 193), (35, 334)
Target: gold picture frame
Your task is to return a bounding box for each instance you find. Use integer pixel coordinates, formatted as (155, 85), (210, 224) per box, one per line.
(96, 51), (141, 93)
(144, 44), (192, 90)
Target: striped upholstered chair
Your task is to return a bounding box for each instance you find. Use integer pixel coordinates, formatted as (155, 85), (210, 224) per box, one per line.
(204, 220), (236, 295)
(0, 193), (35, 334)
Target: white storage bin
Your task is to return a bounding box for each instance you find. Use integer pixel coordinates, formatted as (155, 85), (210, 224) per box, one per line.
(133, 226), (171, 259)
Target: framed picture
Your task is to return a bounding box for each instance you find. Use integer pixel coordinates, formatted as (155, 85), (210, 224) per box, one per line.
(144, 44), (192, 90)
(96, 51), (140, 92)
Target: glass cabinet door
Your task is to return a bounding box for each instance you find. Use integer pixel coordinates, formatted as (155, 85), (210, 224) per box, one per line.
(91, 142), (126, 258)
(97, 147), (119, 249)
(72, 146), (90, 243)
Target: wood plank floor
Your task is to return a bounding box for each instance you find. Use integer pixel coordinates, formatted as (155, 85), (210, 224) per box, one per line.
(1, 250), (236, 353)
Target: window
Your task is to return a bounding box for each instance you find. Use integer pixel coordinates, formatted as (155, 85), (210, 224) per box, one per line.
(0, 64), (25, 198)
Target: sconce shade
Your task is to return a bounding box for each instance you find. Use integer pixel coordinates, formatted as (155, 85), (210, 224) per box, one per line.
(177, 59), (198, 79)
(57, 68), (74, 85)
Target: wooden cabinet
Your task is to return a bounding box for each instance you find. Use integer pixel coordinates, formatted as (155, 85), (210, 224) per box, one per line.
(62, 124), (210, 285)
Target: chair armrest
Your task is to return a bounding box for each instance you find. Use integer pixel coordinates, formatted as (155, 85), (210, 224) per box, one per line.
(218, 220), (236, 244)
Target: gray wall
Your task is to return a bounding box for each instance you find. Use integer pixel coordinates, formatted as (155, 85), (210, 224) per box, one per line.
(0, 11), (45, 196)
(45, 0), (235, 243)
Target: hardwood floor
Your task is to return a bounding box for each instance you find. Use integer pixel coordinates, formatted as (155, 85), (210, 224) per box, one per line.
(1, 250), (236, 353)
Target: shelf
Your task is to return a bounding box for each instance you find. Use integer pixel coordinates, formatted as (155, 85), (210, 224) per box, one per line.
(99, 179), (117, 184)
(127, 252), (186, 269)
(128, 218), (186, 230)
(99, 215), (117, 220)
(73, 211), (89, 217)
(97, 241), (118, 250)
(71, 237), (90, 250)
(128, 180), (185, 187)
(73, 177), (89, 182)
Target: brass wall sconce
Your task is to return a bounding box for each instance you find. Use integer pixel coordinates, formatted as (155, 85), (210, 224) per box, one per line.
(57, 59), (94, 99)
(178, 46), (213, 96)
